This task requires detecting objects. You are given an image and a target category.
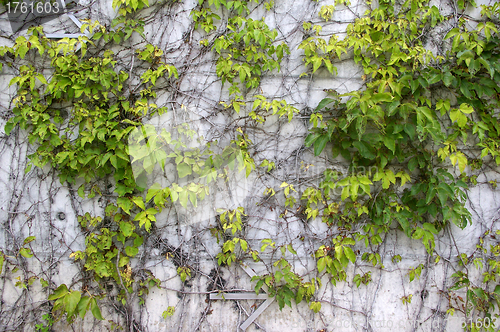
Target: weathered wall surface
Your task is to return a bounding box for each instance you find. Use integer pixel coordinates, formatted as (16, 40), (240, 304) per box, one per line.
(0, 0), (499, 331)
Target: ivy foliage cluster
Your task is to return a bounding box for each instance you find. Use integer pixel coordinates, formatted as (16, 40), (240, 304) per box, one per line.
(0, 0), (500, 330)
(298, 0), (500, 325)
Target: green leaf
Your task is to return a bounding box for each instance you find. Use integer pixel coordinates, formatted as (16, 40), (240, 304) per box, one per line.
(305, 132), (321, 147)
(134, 235), (144, 247)
(352, 141), (376, 160)
(118, 255), (129, 267)
(437, 189), (448, 207)
(404, 123), (416, 140)
(408, 157), (418, 172)
(309, 301), (321, 313)
(24, 163), (32, 174)
(459, 103), (474, 114)
(315, 98), (334, 111)
(125, 246), (139, 257)
(177, 162), (192, 178)
(442, 71), (454, 87)
(76, 296), (91, 319)
(460, 82), (474, 99)
(23, 236), (36, 245)
(64, 291), (81, 317)
(444, 28), (459, 40)
(0, 253), (5, 274)
(382, 136), (395, 153)
(386, 100), (400, 116)
(78, 185), (85, 198)
(119, 222), (135, 237)
(90, 298), (104, 320)
(313, 135), (329, 156)
(179, 189), (188, 208)
(317, 257), (326, 272)
(425, 187), (436, 204)
(147, 188), (161, 203)
(450, 152), (468, 172)
(19, 248), (33, 258)
(132, 196), (145, 210)
(48, 284), (69, 300)
(371, 92), (392, 104)
(423, 223), (438, 234)
(341, 185), (350, 201)
(117, 197), (134, 215)
(4, 121), (15, 136)
(296, 287), (305, 303)
(343, 247), (356, 263)
(427, 73), (442, 85)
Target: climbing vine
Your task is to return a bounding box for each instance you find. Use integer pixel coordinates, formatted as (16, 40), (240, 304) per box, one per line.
(1, 0), (500, 331)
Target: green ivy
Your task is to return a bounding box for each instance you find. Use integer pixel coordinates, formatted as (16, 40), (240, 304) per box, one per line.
(296, 0), (500, 325)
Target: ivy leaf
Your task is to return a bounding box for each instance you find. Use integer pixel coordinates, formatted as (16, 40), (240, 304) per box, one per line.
(23, 236), (36, 245)
(459, 103), (474, 114)
(76, 296), (91, 319)
(317, 257), (326, 272)
(313, 135), (329, 156)
(437, 189), (448, 207)
(19, 248), (33, 258)
(78, 185), (86, 199)
(371, 92), (392, 104)
(118, 255), (129, 267)
(177, 162), (192, 178)
(352, 141), (376, 160)
(425, 187), (436, 204)
(382, 136), (396, 153)
(146, 183), (162, 202)
(64, 290), (81, 318)
(408, 157), (418, 172)
(115, 184), (133, 197)
(304, 132), (321, 147)
(117, 197), (133, 215)
(119, 222), (135, 237)
(423, 223), (438, 234)
(449, 152), (468, 173)
(4, 121), (15, 136)
(460, 82), (474, 99)
(315, 98), (334, 111)
(396, 214), (411, 236)
(442, 71), (454, 87)
(341, 186), (350, 201)
(386, 100), (400, 116)
(404, 123), (416, 140)
(48, 284), (69, 301)
(132, 196), (145, 210)
(444, 28), (460, 40)
(427, 72), (442, 85)
(296, 287), (305, 304)
(134, 235), (144, 247)
(343, 247), (356, 263)
(90, 298), (104, 320)
(309, 301), (321, 313)
(240, 239), (248, 251)
(125, 246), (139, 257)
(179, 189), (188, 208)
